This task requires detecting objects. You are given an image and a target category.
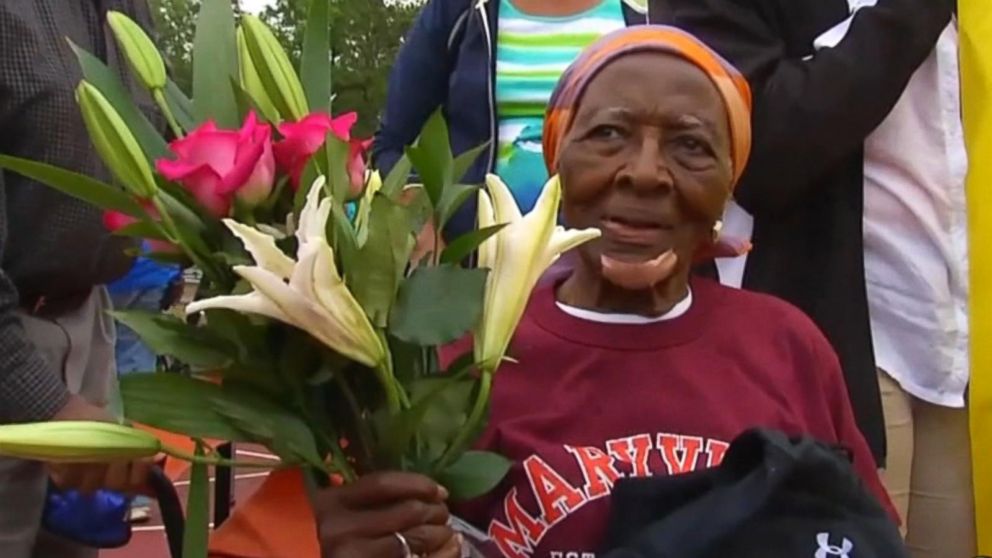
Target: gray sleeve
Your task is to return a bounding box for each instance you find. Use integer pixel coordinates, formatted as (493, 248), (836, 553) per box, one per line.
(0, 7), (71, 423)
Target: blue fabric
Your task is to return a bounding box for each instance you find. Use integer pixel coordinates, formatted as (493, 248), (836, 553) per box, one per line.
(107, 242), (181, 295)
(372, 0), (644, 240)
(42, 484), (132, 548)
(110, 287), (167, 374)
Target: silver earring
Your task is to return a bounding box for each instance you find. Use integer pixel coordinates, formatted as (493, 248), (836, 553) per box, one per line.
(712, 220), (723, 242)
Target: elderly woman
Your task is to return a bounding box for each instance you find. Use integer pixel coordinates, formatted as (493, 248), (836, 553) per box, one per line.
(313, 27), (891, 558)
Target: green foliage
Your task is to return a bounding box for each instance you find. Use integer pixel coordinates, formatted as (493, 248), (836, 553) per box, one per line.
(150, 0), (420, 134)
(389, 265), (488, 346)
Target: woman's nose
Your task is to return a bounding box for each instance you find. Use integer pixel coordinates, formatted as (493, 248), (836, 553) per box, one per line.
(617, 136), (674, 194)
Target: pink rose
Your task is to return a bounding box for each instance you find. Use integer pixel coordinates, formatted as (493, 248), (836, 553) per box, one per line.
(156, 112), (276, 217)
(274, 112), (370, 196)
(103, 209), (178, 254)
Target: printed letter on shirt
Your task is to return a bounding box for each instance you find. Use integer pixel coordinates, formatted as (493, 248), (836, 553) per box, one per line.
(705, 439), (730, 468)
(524, 455), (586, 525)
(489, 488), (547, 558)
(606, 434), (653, 477)
(566, 445), (624, 499)
(657, 434), (704, 475)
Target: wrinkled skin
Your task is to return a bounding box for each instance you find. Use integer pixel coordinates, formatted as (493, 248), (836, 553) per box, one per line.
(556, 52), (734, 316)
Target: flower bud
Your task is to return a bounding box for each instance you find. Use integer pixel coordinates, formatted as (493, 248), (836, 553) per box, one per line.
(77, 81), (158, 198)
(240, 16), (308, 121)
(0, 421), (161, 463)
(237, 27), (280, 124)
(107, 11), (167, 91)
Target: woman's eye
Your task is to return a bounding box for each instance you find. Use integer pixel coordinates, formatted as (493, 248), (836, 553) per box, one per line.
(675, 136), (712, 156)
(589, 125), (624, 140)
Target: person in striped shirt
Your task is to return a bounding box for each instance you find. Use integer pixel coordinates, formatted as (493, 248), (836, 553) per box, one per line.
(373, 0), (652, 241)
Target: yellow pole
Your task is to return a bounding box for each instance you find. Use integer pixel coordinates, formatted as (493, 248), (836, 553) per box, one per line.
(960, 0), (992, 550)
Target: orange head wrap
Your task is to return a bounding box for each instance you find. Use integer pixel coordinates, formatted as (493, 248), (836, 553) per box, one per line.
(543, 25), (752, 187)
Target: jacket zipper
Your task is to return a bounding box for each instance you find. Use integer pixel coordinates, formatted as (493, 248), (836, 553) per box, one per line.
(476, 0), (497, 174)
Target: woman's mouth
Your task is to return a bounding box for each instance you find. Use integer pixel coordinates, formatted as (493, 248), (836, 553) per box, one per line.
(600, 216), (671, 246)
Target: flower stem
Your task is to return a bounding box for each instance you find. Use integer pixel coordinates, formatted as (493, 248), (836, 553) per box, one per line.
(332, 370), (375, 469)
(153, 88), (184, 139)
(150, 197), (180, 243)
(436, 368), (492, 472)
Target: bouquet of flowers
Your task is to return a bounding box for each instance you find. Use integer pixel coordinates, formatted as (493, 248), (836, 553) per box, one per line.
(0, 0), (599, 554)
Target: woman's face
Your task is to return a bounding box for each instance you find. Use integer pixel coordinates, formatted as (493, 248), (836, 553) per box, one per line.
(557, 52), (734, 276)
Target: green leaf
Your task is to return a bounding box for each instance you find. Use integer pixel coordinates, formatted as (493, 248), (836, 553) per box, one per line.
(111, 310), (234, 369)
(347, 196), (412, 327)
(441, 224), (506, 266)
(437, 450), (512, 501)
(230, 77), (254, 122)
(389, 265), (488, 346)
(0, 156), (144, 217)
(209, 383), (324, 469)
(405, 110), (453, 208)
(192, 0), (239, 127)
(451, 143), (488, 184)
(121, 373), (253, 441)
(182, 444), (210, 558)
(324, 134), (353, 204)
(380, 155), (413, 199)
(113, 220), (170, 242)
(300, 0), (332, 112)
(330, 201), (359, 265)
(203, 309), (269, 366)
(414, 376), (475, 461)
(145, 251), (189, 266)
(70, 41), (170, 160)
(374, 374), (472, 467)
(164, 79), (196, 133)
(436, 183), (479, 229)
(155, 188), (228, 284)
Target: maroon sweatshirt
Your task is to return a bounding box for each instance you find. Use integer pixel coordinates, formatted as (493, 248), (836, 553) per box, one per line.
(456, 277), (893, 558)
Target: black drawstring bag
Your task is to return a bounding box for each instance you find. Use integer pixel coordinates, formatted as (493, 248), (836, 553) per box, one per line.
(602, 429), (906, 558)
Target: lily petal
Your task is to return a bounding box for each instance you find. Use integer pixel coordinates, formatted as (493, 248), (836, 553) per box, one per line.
(547, 227), (601, 264)
(475, 174), (600, 371)
(485, 174), (523, 224)
(311, 238), (384, 366)
(186, 290), (291, 324)
(232, 264), (352, 355)
(297, 176), (327, 245)
(476, 189), (497, 271)
(223, 219), (296, 280)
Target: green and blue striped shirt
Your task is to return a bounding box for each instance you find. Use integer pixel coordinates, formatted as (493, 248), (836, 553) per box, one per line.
(495, 0), (626, 212)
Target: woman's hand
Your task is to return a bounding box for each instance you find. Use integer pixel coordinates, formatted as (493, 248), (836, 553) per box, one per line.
(313, 471), (462, 558)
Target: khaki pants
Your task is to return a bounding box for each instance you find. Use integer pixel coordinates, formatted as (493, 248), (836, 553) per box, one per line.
(0, 287), (115, 558)
(878, 370), (977, 558)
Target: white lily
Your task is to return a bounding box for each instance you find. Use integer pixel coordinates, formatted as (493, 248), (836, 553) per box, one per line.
(475, 174), (601, 372)
(187, 177), (386, 368)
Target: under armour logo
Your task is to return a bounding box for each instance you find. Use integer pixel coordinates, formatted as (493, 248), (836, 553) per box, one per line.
(815, 533), (853, 558)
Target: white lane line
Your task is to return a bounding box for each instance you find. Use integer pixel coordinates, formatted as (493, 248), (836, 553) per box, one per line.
(235, 449), (279, 460)
(172, 471), (270, 487)
(132, 523), (213, 532)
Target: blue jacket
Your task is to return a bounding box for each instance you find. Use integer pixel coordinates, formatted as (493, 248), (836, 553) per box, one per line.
(373, 0), (651, 237)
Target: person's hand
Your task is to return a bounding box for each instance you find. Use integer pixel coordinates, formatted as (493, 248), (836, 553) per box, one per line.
(314, 471), (462, 558)
(47, 394), (155, 496)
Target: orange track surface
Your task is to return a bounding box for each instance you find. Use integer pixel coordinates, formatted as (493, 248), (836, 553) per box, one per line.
(104, 446), (274, 558)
